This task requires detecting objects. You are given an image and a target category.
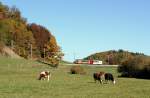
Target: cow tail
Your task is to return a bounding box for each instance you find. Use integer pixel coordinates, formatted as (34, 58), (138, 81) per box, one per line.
(112, 76), (116, 84)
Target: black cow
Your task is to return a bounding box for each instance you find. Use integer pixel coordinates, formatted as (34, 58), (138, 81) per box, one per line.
(104, 73), (116, 84)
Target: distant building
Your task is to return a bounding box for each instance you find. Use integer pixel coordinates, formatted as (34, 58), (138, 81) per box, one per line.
(74, 59), (102, 65)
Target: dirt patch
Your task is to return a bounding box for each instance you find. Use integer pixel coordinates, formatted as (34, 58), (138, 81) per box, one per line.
(0, 46), (21, 59)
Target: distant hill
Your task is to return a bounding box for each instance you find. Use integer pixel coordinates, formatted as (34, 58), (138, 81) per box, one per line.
(83, 49), (150, 65)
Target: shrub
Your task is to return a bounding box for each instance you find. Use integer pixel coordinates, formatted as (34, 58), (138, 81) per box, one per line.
(118, 56), (150, 79)
(70, 65), (86, 74)
(139, 63), (150, 79)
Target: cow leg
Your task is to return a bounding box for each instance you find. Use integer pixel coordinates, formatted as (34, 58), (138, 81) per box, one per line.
(99, 80), (102, 84)
(38, 76), (42, 80)
(98, 78), (102, 84)
(100, 79), (103, 84)
(113, 80), (116, 84)
(47, 75), (50, 81)
(43, 77), (45, 80)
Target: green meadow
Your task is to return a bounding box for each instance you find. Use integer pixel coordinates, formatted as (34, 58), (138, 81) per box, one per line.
(0, 56), (150, 98)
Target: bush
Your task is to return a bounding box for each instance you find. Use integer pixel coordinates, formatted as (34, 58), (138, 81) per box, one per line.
(118, 56), (150, 79)
(70, 65), (86, 74)
(139, 63), (150, 79)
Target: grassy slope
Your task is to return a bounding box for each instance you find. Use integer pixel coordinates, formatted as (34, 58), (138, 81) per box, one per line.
(0, 56), (150, 98)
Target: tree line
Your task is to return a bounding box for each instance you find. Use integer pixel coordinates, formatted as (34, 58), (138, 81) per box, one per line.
(84, 49), (150, 79)
(0, 2), (63, 66)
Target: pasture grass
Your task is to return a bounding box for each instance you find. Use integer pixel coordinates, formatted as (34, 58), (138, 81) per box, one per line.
(0, 56), (150, 98)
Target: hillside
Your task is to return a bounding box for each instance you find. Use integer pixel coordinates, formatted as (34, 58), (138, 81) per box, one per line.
(0, 46), (21, 59)
(0, 2), (63, 65)
(84, 49), (150, 65)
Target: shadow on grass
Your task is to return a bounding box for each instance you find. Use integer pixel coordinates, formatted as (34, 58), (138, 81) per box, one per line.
(87, 81), (108, 85)
(118, 74), (150, 80)
(36, 60), (58, 68)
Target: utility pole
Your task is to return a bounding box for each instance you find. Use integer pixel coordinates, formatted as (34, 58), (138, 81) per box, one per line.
(107, 55), (110, 65)
(10, 40), (14, 58)
(73, 52), (76, 61)
(30, 43), (32, 60)
(11, 40), (14, 50)
(44, 48), (45, 62)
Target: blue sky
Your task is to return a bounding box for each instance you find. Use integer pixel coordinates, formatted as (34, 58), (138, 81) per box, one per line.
(1, 0), (150, 62)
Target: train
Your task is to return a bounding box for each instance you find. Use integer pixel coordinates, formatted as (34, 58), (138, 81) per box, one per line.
(74, 59), (103, 65)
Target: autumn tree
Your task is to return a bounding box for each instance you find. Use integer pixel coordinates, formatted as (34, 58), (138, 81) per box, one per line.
(28, 23), (63, 66)
(0, 2), (36, 58)
(0, 2), (63, 66)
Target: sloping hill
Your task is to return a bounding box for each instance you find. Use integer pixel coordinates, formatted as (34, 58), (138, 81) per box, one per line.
(84, 49), (149, 65)
(0, 46), (21, 59)
(0, 2), (62, 62)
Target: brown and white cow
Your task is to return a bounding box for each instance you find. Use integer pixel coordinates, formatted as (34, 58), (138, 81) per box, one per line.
(93, 72), (105, 84)
(38, 71), (51, 81)
(93, 72), (116, 84)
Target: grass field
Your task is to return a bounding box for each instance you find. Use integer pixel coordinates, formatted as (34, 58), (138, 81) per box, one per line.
(0, 56), (150, 98)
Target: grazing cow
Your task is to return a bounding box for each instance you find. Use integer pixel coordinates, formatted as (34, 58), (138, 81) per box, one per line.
(38, 71), (51, 81)
(104, 73), (116, 84)
(93, 72), (105, 84)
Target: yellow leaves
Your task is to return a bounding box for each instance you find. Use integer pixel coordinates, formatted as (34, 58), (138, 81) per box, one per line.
(0, 2), (63, 61)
